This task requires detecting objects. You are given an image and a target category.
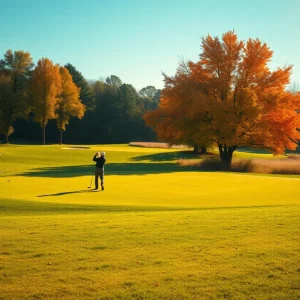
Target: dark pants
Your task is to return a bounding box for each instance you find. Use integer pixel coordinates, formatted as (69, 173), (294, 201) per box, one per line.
(95, 167), (104, 189)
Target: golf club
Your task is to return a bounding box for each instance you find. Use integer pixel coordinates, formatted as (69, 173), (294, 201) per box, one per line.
(87, 175), (93, 188)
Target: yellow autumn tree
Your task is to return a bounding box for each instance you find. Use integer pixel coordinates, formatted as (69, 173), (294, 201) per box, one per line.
(57, 67), (85, 144)
(0, 50), (34, 143)
(31, 58), (61, 145)
(145, 31), (300, 168)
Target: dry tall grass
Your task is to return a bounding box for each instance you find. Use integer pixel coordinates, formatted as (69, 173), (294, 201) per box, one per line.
(129, 142), (188, 149)
(178, 154), (300, 174)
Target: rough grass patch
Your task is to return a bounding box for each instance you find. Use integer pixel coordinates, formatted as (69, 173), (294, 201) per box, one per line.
(178, 154), (300, 174)
(178, 156), (221, 171)
(129, 142), (188, 149)
(248, 156), (300, 174)
(286, 154), (300, 160)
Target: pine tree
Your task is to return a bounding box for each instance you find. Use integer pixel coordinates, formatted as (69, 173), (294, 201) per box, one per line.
(65, 63), (95, 111)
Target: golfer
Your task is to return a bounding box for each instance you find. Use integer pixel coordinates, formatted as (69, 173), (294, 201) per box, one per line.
(93, 151), (106, 190)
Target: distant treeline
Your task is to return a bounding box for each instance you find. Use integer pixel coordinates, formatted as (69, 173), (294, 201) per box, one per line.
(0, 50), (160, 144)
(13, 72), (160, 144)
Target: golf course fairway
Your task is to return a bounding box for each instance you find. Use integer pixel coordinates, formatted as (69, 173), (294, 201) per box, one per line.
(0, 144), (299, 299)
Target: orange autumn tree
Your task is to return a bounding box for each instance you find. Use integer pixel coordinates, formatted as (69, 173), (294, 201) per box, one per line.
(31, 58), (61, 145)
(145, 61), (211, 153)
(145, 31), (300, 168)
(56, 67), (85, 145)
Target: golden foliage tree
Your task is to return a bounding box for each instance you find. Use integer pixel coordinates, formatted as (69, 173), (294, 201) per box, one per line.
(145, 31), (300, 168)
(57, 67), (85, 144)
(31, 58), (61, 145)
(0, 50), (33, 143)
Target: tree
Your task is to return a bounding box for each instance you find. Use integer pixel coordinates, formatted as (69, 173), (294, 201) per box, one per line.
(0, 50), (34, 143)
(106, 75), (122, 88)
(139, 85), (160, 111)
(56, 67), (85, 144)
(289, 82), (300, 94)
(145, 31), (300, 168)
(31, 58), (61, 145)
(88, 80), (152, 143)
(65, 63), (95, 110)
(0, 75), (14, 142)
(91, 80), (117, 142)
(139, 85), (157, 99)
(109, 83), (141, 141)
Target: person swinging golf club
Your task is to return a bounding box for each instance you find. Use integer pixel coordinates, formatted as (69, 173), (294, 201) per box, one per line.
(93, 151), (106, 190)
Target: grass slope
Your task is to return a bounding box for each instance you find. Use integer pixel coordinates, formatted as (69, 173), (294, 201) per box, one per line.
(0, 144), (300, 299)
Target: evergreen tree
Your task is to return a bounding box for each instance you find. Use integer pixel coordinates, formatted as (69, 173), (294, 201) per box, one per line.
(106, 75), (122, 88)
(113, 84), (142, 141)
(65, 63), (95, 111)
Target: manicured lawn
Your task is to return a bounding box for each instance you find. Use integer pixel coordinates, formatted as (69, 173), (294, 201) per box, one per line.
(0, 144), (299, 299)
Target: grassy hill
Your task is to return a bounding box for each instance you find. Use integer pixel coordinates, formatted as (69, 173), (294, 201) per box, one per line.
(0, 144), (299, 299)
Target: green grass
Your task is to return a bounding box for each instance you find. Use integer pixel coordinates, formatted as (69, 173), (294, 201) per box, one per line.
(0, 144), (300, 299)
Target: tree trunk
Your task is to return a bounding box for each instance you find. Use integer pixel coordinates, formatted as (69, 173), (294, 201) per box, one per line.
(193, 145), (199, 153)
(218, 144), (237, 170)
(59, 130), (63, 145)
(200, 147), (207, 154)
(42, 124), (46, 145)
(193, 145), (207, 154)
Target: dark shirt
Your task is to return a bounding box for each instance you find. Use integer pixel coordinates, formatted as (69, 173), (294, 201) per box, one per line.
(93, 155), (106, 169)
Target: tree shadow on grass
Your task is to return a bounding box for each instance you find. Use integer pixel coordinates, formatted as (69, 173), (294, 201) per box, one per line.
(131, 151), (197, 162)
(14, 151), (203, 178)
(15, 162), (196, 178)
(17, 165), (95, 178)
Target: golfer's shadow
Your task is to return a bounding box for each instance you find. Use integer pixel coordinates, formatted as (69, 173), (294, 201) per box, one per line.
(37, 189), (99, 197)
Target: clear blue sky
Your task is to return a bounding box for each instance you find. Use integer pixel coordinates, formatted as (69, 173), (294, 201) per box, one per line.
(1, 0), (299, 90)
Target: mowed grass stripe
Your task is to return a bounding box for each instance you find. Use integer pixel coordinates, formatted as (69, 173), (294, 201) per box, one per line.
(1, 206), (299, 299)
(0, 198), (293, 216)
(1, 172), (300, 207)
